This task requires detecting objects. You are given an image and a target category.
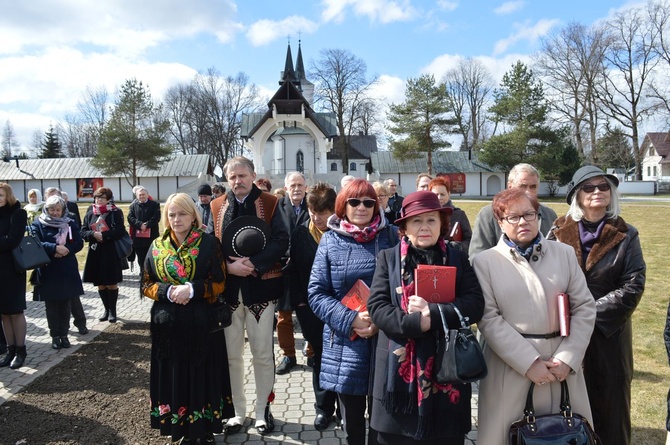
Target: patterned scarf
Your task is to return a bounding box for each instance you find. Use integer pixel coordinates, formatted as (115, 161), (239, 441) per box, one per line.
(152, 227), (204, 285)
(502, 233), (542, 260)
(382, 236), (462, 440)
(38, 211), (72, 245)
(329, 214), (382, 243)
(308, 220), (327, 244)
(92, 203), (119, 215)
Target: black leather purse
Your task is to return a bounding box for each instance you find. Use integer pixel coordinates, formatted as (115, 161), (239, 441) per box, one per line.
(434, 305), (487, 384)
(210, 294), (232, 333)
(12, 226), (51, 272)
(509, 381), (601, 445)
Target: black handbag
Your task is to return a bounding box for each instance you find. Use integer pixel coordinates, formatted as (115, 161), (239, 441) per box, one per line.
(115, 232), (133, 259)
(210, 294), (232, 332)
(509, 381), (601, 445)
(12, 226), (51, 272)
(434, 305), (487, 384)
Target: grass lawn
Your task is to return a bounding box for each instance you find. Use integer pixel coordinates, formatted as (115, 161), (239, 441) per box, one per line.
(455, 198), (670, 444)
(61, 199), (669, 442)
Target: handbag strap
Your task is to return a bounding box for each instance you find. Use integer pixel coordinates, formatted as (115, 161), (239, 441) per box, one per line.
(523, 380), (573, 424)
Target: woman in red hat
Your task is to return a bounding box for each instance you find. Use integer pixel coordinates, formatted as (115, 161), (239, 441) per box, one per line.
(367, 191), (484, 444)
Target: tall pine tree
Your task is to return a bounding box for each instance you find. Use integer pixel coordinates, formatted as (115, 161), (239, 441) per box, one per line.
(40, 126), (63, 159)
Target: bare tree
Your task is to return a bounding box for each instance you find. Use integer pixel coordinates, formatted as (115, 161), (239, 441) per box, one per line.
(310, 49), (378, 174)
(1, 120), (20, 158)
(164, 82), (200, 155)
(596, 5), (660, 179)
(536, 22), (610, 157)
(443, 57), (493, 151)
(647, 0), (670, 126)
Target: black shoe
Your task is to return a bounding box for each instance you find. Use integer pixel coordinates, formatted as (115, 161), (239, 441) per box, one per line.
(108, 311), (117, 323)
(223, 423), (242, 435)
(204, 432), (215, 443)
(256, 411), (274, 436)
(307, 356), (315, 368)
(77, 326), (89, 335)
(0, 343), (7, 355)
(99, 310), (109, 322)
(10, 346), (26, 369)
(51, 337), (62, 350)
(60, 337), (71, 348)
(276, 356), (297, 375)
(314, 413), (331, 431)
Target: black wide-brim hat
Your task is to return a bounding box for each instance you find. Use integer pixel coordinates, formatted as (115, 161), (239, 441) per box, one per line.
(221, 216), (271, 258)
(565, 165), (619, 204)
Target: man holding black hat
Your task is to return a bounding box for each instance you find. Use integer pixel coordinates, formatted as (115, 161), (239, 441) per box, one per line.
(210, 156), (289, 436)
(195, 183), (212, 229)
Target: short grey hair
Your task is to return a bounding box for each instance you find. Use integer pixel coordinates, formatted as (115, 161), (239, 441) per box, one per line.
(384, 178), (397, 186)
(508, 163), (539, 186)
(224, 156), (255, 177)
(133, 185), (148, 196)
(44, 195), (66, 212)
(284, 171), (306, 186)
(567, 176), (620, 221)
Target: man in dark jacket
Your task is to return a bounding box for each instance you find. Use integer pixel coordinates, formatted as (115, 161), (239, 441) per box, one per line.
(384, 178), (404, 223)
(195, 183), (212, 229)
(210, 156), (289, 436)
(276, 172), (310, 375)
(127, 186), (161, 278)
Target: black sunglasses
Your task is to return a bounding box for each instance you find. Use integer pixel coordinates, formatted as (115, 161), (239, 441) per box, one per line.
(580, 182), (611, 193)
(346, 198), (377, 208)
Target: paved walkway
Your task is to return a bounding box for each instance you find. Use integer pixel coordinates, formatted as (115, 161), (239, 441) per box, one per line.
(0, 268), (479, 444)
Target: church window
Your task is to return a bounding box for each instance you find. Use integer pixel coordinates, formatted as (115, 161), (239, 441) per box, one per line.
(330, 162), (337, 171)
(350, 162), (357, 171)
(296, 150), (304, 173)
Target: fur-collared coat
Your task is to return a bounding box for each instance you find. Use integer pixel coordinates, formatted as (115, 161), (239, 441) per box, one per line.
(472, 235), (596, 444)
(548, 215), (645, 445)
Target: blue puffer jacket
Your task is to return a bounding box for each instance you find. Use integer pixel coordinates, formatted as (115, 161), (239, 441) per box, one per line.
(308, 220), (398, 395)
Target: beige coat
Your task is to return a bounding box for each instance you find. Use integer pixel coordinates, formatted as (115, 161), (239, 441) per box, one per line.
(472, 236), (596, 444)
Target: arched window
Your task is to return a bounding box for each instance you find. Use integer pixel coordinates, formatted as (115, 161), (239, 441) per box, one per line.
(350, 162), (357, 171)
(330, 162), (338, 171)
(296, 150), (304, 173)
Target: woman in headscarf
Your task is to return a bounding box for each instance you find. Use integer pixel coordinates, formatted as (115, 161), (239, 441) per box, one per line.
(31, 195), (84, 350)
(24, 188), (44, 225)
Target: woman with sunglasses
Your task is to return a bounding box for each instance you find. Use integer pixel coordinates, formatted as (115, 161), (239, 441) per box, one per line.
(548, 165), (645, 445)
(472, 187), (596, 443)
(308, 179), (398, 445)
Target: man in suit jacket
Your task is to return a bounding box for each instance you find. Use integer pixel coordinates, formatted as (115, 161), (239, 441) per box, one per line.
(384, 178), (404, 224)
(210, 156), (289, 436)
(276, 171), (310, 375)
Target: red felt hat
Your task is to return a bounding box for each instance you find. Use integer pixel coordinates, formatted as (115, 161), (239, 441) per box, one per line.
(394, 191), (452, 225)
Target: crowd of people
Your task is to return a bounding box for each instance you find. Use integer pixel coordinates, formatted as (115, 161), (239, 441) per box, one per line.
(0, 159), (653, 444)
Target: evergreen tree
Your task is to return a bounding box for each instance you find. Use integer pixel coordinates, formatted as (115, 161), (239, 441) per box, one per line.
(592, 125), (634, 172)
(386, 74), (456, 175)
(481, 61), (578, 181)
(39, 126), (63, 159)
(93, 79), (172, 186)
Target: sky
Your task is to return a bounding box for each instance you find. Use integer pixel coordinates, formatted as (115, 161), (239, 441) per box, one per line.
(0, 0), (640, 153)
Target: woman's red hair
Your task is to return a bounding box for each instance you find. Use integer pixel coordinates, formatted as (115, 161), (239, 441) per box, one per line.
(429, 176), (451, 193)
(334, 179), (379, 219)
(492, 188), (539, 221)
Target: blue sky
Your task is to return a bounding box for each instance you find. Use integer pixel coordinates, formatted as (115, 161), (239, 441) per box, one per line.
(0, 0), (637, 152)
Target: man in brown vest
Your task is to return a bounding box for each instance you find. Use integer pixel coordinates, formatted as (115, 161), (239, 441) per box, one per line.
(210, 156), (289, 436)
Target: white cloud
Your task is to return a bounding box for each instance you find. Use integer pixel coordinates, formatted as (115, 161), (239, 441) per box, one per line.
(437, 1), (458, 12)
(494, 1), (525, 15)
(370, 74), (406, 106)
(0, 0), (242, 57)
(246, 16), (319, 47)
(493, 18), (560, 55)
(321, 0), (417, 24)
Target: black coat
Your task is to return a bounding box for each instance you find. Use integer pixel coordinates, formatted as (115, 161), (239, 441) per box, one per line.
(81, 208), (127, 285)
(127, 198), (161, 248)
(288, 221), (318, 308)
(0, 201), (27, 313)
(368, 244), (484, 441)
(31, 218), (84, 301)
(66, 201), (82, 228)
(549, 215), (645, 445)
(278, 195), (309, 310)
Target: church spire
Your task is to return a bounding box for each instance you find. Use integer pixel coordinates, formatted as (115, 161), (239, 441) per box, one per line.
(296, 39), (306, 80)
(280, 41), (298, 85)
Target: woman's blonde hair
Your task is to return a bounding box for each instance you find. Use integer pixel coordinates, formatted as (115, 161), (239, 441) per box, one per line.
(161, 193), (202, 231)
(0, 183), (18, 206)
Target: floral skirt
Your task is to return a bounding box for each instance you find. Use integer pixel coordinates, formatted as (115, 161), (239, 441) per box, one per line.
(149, 330), (234, 441)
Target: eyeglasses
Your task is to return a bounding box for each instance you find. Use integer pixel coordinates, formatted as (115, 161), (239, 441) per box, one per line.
(378, 194), (388, 198)
(580, 182), (611, 193)
(346, 198), (377, 208)
(502, 211), (537, 225)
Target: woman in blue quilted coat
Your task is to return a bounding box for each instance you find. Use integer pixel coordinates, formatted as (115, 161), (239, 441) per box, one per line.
(308, 179), (398, 445)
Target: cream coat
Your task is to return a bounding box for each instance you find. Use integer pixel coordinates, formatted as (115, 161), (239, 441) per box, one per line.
(472, 236), (596, 444)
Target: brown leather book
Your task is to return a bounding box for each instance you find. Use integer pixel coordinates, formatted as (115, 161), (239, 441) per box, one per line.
(414, 264), (456, 303)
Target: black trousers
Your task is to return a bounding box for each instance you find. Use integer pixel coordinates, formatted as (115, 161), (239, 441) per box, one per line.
(337, 393), (377, 445)
(70, 296), (86, 329)
(295, 305), (338, 418)
(46, 300), (71, 337)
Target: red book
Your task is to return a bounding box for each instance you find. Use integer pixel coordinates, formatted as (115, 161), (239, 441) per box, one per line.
(135, 228), (151, 238)
(341, 279), (370, 340)
(557, 293), (570, 337)
(449, 221), (462, 242)
(90, 217), (109, 232)
(414, 265), (456, 303)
